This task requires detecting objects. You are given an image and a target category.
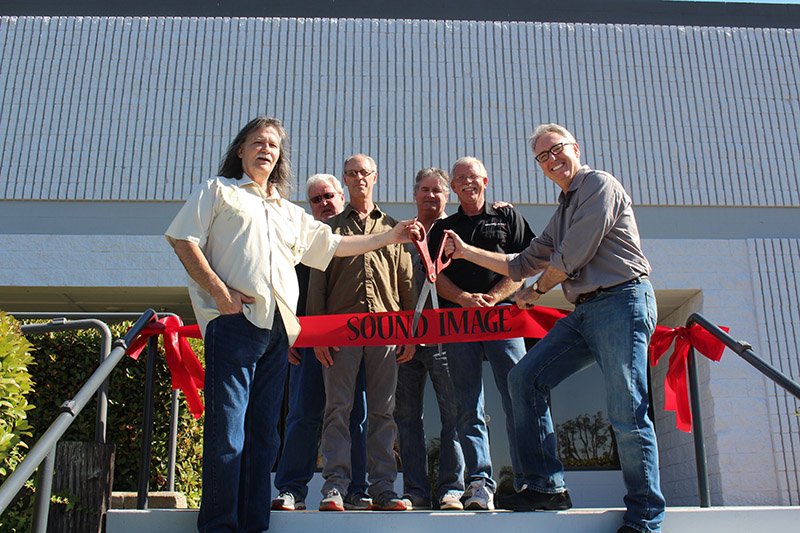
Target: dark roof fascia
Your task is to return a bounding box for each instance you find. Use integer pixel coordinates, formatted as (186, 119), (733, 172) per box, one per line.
(1, 0), (799, 30)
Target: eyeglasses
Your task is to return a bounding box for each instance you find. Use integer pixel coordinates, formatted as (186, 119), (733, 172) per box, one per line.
(309, 192), (337, 204)
(452, 174), (486, 183)
(534, 142), (575, 163)
(344, 168), (375, 179)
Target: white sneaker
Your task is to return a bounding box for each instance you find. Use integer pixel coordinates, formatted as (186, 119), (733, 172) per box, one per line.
(439, 490), (464, 510)
(319, 488), (345, 511)
(271, 491), (305, 510)
(463, 480), (494, 510)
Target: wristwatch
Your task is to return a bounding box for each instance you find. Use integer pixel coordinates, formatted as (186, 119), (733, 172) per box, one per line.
(532, 281), (546, 295)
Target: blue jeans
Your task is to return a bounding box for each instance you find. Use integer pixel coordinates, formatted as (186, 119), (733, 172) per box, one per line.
(508, 279), (665, 532)
(444, 335), (526, 492)
(273, 348), (368, 500)
(395, 345), (464, 501)
(198, 312), (288, 533)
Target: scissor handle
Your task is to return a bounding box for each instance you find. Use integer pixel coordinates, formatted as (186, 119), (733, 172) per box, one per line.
(412, 225), (451, 284)
(434, 232), (452, 275)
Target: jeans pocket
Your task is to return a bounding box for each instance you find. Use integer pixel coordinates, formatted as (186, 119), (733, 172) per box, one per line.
(644, 290), (657, 334)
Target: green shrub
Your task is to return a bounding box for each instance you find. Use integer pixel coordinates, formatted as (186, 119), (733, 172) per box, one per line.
(0, 311), (36, 531)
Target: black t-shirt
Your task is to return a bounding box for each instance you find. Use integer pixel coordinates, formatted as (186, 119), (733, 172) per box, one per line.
(428, 203), (535, 306)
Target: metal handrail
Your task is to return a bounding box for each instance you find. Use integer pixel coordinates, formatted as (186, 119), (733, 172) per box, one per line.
(8, 311), (183, 497)
(685, 312), (800, 508)
(0, 310), (157, 529)
(18, 319), (113, 444)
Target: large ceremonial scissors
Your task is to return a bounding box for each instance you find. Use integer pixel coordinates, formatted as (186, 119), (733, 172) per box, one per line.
(411, 226), (451, 345)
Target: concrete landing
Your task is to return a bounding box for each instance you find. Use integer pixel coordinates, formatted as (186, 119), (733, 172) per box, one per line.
(106, 505), (800, 532)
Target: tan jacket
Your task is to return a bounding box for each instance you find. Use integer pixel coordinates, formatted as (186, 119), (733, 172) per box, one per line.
(307, 204), (415, 316)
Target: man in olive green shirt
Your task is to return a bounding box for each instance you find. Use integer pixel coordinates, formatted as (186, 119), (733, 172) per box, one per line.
(308, 154), (416, 512)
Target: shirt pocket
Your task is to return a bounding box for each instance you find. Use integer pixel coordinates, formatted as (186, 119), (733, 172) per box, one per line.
(271, 210), (305, 260)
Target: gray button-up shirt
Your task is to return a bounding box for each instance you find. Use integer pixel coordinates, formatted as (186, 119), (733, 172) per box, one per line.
(507, 165), (650, 304)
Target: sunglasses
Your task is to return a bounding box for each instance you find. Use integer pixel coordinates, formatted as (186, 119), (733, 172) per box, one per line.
(309, 192), (337, 204)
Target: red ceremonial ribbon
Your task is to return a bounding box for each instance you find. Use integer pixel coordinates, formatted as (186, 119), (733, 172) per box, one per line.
(122, 307), (727, 433)
(292, 305), (570, 348)
(649, 324), (728, 432)
(125, 315), (205, 419)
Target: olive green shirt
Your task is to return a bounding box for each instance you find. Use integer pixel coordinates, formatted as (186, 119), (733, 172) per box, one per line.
(307, 204), (416, 316)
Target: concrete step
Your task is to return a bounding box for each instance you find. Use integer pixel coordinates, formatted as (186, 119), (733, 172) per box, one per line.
(107, 505), (800, 532)
(110, 491), (188, 509)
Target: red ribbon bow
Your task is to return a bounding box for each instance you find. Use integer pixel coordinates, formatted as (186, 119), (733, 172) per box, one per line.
(649, 324), (728, 432)
(125, 316), (205, 419)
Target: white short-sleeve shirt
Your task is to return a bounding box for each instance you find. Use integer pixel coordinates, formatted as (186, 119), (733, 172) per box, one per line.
(165, 175), (341, 342)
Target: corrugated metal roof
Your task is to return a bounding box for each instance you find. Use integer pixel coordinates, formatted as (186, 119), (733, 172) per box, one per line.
(1, 16), (799, 206)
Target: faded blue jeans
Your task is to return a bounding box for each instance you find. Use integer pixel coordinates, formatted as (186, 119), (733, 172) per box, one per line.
(444, 335), (526, 492)
(274, 348), (368, 500)
(198, 312), (288, 533)
(508, 278), (665, 532)
(395, 345), (464, 503)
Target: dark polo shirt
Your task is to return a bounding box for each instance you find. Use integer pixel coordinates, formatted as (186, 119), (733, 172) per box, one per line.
(428, 203), (535, 307)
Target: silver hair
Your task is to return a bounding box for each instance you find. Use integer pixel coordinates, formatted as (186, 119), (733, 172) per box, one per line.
(305, 173), (343, 197)
(450, 156), (487, 179)
(528, 123), (577, 152)
(413, 167), (450, 194)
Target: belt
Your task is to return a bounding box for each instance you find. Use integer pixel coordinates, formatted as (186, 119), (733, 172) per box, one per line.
(575, 275), (648, 305)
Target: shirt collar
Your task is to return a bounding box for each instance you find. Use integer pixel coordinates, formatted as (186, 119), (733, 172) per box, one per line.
(559, 165), (591, 204)
(456, 202), (492, 217)
(344, 203), (383, 219)
(238, 175), (281, 202)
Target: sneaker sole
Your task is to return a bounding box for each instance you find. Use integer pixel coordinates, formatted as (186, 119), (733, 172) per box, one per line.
(319, 502), (344, 512)
(500, 500), (572, 511)
(271, 500), (305, 511)
(464, 499), (495, 511)
(373, 502), (408, 511)
(344, 503), (373, 511)
(270, 504), (294, 511)
(439, 502), (464, 511)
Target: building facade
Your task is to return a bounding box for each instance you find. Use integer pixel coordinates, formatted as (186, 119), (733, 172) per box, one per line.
(1, 1), (799, 508)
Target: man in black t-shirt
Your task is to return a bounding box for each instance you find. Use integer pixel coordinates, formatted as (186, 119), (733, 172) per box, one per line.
(427, 157), (535, 510)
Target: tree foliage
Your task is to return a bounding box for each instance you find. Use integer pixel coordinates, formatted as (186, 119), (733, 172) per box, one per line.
(556, 411), (619, 468)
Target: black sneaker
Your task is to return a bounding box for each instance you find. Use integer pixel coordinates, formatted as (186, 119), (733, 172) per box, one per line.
(617, 526), (642, 533)
(497, 487), (572, 511)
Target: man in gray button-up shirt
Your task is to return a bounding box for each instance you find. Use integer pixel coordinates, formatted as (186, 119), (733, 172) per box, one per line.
(443, 124), (665, 533)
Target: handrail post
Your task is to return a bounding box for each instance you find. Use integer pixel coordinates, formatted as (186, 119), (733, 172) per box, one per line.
(95, 328), (113, 444)
(30, 447), (55, 533)
(687, 346), (711, 507)
(167, 390), (180, 492)
(137, 334), (159, 509)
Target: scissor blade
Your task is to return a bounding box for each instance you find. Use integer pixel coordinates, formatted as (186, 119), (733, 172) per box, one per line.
(412, 282), (432, 333)
(430, 286), (444, 356)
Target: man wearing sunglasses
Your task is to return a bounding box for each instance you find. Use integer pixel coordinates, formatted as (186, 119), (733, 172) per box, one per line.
(444, 124), (665, 533)
(272, 174), (370, 512)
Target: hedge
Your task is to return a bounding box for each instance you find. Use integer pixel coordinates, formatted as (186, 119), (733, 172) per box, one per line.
(0, 311), (36, 531)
